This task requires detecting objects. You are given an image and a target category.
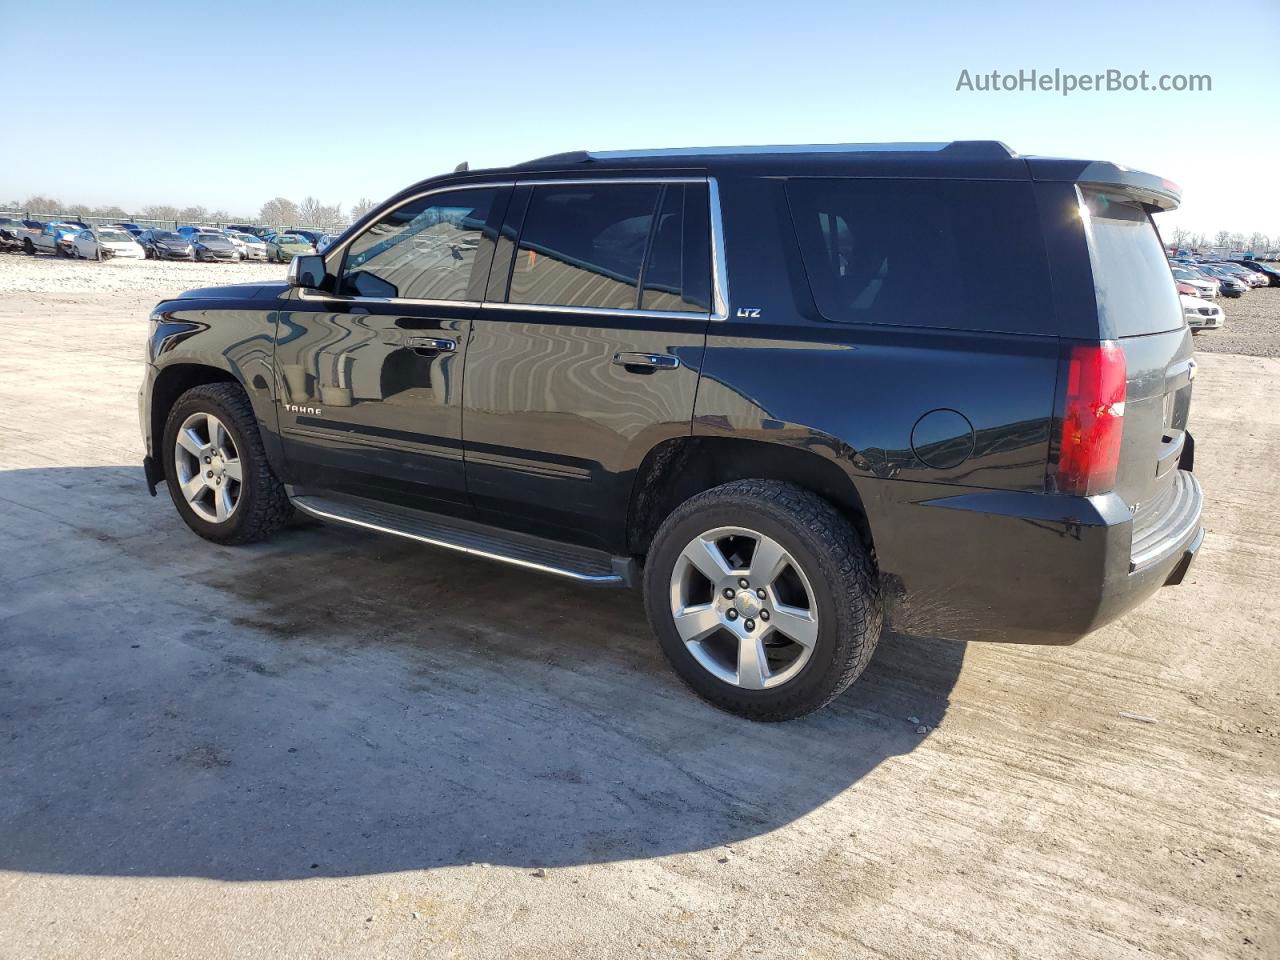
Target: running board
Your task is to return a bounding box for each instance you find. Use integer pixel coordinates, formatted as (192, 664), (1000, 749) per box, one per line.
(290, 493), (633, 586)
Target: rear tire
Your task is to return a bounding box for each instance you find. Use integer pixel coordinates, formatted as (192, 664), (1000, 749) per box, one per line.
(162, 382), (293, 545)
(643, 480), (881, 721)
(23, 238), (34, 255)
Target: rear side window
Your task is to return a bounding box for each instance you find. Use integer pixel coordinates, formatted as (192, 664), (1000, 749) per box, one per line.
(508, 182), (710, 312)
(1080, 188), (1182, 338)
(786, 178), (1052, 333)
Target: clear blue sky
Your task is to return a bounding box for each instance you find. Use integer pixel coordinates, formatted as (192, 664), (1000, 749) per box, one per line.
(2, 0), (1277, 235)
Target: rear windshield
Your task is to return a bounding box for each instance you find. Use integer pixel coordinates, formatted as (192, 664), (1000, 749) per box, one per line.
(786, 178), (1052, 334)
(1081, 189), (1182, 338)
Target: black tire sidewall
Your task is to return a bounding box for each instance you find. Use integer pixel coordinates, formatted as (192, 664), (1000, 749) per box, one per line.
(162, 388), (265, 543)
(644, 489), (870, 716)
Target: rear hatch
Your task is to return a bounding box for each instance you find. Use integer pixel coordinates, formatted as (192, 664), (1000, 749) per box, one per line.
(1080, 187), (1196, 563)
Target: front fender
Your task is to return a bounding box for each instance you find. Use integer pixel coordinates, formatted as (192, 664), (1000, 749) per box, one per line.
(145, 292), (286, 478)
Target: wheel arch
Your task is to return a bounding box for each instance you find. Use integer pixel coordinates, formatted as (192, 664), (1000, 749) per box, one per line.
(147, 364), (242, 485)
(626, 436), (873, 559)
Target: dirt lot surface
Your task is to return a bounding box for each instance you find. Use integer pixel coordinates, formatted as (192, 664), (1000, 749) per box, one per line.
(1192, 282), (1280, 358)
(1, 257), (1277, 959)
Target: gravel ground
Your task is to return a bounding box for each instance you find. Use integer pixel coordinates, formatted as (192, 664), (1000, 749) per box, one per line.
(1193, 285), (1280, 358)
(1, 251), (1277, 959)
(0, 249), (286, 311)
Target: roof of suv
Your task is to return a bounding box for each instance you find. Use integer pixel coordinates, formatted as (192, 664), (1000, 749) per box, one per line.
(362, 141), (1180, 227)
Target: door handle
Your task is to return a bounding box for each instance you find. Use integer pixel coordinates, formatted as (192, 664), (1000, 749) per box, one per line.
(407, 336), (457, 354)
(612, 352), (680, 373)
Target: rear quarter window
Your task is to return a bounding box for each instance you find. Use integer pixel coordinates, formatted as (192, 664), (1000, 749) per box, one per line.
(786, 178), (1053, 334)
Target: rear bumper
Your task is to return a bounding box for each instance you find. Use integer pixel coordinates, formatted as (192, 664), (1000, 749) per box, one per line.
(872, 467), (1204, 645)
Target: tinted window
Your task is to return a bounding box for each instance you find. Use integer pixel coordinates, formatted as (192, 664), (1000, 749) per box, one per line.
(509, 183), (660, 310)
(341, 188), (498, 300)
(787, 178), (1051, 333)
(640, 184), (711, 312)
(1081, 189), (1181, 337)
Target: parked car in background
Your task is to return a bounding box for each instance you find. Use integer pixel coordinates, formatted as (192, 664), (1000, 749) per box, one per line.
(139, 229), (196, 260)
(1170, 267), (1218, 299)
(0, 217), (22, 249)
(1218, 263), (1269, 287)
(1199, 266), (1249, 297)
(229, 231), (268, 261)
(190, 230), (239, 262)
(1180, 293), (1224, 333)
(112, 222), (145, 239)
(72, 226), (146, 260)
(226, 224), (271, 238)
(32, 222), (82, 256)
(265, 231), (314, 262)
(1230, 259), (1280, 286)
(284, 228), (326, 247)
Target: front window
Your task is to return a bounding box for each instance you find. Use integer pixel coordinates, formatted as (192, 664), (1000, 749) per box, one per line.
(340, 188), (500, 300)
(98, 229), (131, 242)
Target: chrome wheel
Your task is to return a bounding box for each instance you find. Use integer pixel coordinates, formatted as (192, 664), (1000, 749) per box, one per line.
(668, 526), (819, 690)
(173, 411), (243, 523)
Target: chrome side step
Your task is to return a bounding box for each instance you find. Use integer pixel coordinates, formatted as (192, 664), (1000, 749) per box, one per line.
(290, 492), (633, 586)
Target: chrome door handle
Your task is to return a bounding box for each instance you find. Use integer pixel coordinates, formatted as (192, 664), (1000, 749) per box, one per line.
(407, 336), (457, 353)
(612, 352), (680, 372)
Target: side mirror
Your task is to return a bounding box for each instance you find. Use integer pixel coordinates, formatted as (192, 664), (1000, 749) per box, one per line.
(288, 254), (327, 290)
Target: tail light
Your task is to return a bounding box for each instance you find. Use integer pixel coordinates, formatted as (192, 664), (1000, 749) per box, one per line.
(1056, 342), (1126, 496)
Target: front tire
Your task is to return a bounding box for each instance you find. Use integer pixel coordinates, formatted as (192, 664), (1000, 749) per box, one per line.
(162, 382), (293, 545)
(644, 480), (882, 721)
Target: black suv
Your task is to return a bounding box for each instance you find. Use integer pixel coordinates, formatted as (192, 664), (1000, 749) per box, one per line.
(139, 141), (1204, 720)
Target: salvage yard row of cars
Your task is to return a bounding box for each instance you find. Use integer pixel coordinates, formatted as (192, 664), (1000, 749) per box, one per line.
(0, 216), (327, 263)
(1169, 253), (1280, 334)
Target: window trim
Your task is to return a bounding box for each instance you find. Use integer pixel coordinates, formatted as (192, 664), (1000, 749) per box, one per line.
(303, 176), (729, 320)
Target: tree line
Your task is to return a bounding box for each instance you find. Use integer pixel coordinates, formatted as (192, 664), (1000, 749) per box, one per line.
(2, 194), (379, 229)
(1168, 227), (1274, 253)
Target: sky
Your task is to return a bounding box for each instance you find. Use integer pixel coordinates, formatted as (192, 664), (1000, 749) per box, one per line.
(2, 0), (1277, 237)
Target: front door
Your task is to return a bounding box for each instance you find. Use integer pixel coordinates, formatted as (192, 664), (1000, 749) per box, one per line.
(275, 184), (508, 516)
(462, 178), (713, 551)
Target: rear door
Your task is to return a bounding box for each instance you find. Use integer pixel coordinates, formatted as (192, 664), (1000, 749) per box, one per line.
(462, 178), (713, 551)
(275, 184), (508, 517)
(1079, 187), (1194, 521)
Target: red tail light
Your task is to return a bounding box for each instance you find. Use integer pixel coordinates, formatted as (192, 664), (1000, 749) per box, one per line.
(1056, 342), (1126, 496)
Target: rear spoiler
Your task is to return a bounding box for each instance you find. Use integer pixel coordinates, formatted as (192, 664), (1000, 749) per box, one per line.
(1025, 157), (1181, 212)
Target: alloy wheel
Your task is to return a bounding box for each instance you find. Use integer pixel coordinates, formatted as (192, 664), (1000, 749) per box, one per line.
(668, 526), (819, 689)
(173, 411), (243, 523)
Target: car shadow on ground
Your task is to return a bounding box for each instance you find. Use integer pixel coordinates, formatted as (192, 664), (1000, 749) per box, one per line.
(0, 465), (964, 880)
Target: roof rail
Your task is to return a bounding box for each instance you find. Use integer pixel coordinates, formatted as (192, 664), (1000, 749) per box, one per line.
(518, 141), (1017, 166)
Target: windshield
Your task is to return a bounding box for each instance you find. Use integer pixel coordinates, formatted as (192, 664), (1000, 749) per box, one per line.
(98, 229), (131, 242)
(1081, 189), (1182, 337)
(155, 231), (183, 241)
(281, 235), (308, 244)
(196, 233), (225, 242)
(233, 233), (261, 243)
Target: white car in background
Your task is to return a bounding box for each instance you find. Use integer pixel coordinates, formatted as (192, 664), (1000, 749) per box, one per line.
(72, 226), (146, 260)
(1180, 293), (1224, 333)
(229, 231), (268, 261)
